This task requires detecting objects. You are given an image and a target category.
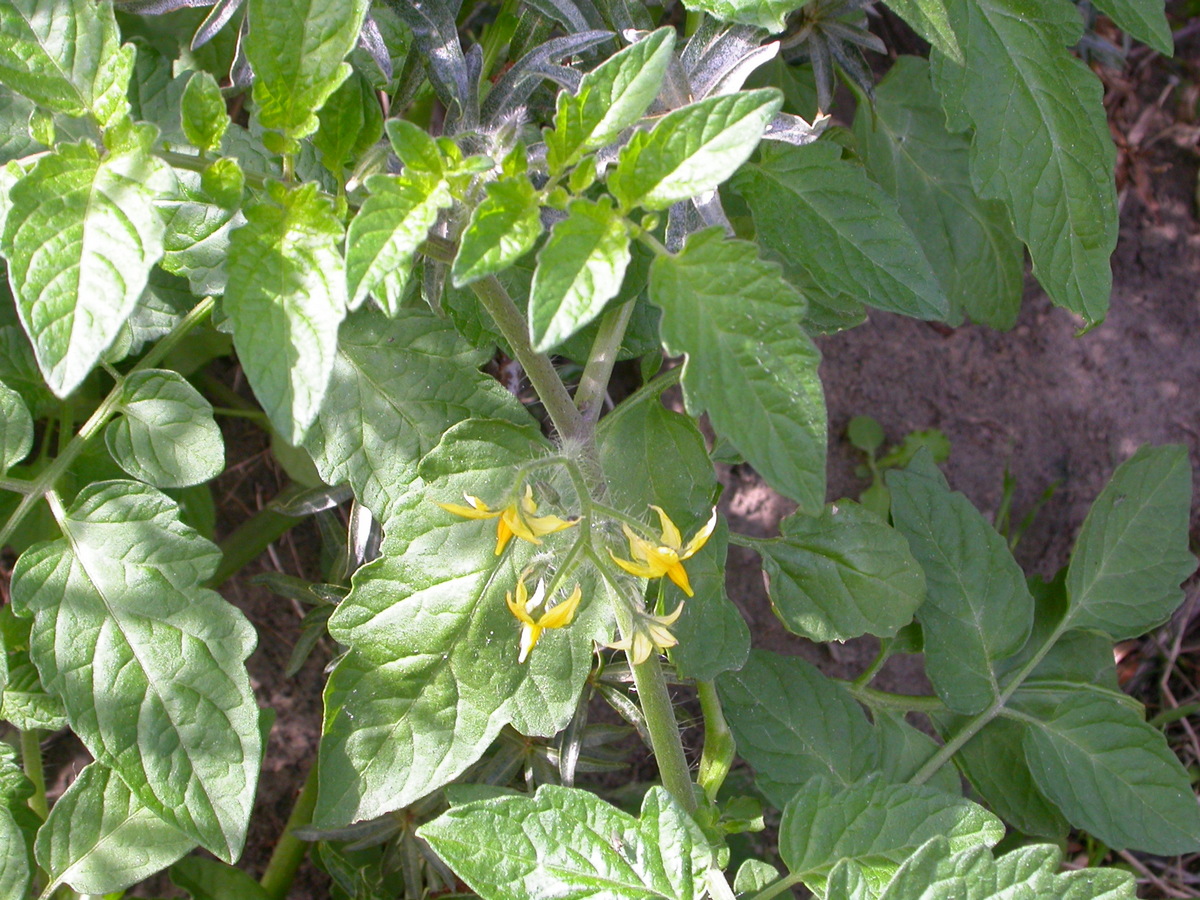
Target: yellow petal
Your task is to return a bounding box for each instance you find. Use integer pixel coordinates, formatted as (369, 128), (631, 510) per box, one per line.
(537, 584), (582, 629)
(495, 515), (519, 555)
(664, 561), (694, 597)
(526, 512), (578, 538)
(609, 550), (666, 580)
(682, 508), (718, 560)
(517, 623), (541, 663)
(438, 495), (500, 520)
(650, 505), (683, 549)
(621, 523), (657, 564)
(519, 483), (538, 515)
(658, 602), (685, 626)
(501, 505), (542, 546)
(506, 586), (535, 625)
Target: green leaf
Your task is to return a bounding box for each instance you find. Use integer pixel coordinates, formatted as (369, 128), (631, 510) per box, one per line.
(874, 711), (961, 796)
(36, 762), (195, 896)
(2, 140), (172, 397)
(0, 0), (134, 126)
(734, 142), (950, 322)
(418, 785), (711, 900)
(887, 458), (1033, 714)
(936, 714), (1069, 839)
(158, 168), (243, 297)
(780, 777), (1004, 892)
(0, 88), (40, 164)
(755, 501), (925, 642)
(681, 0), (801, 32)
(610, 89), (782, 213)
(225, 182), (347, 443)
(880, 0), (962, 63)
(853, 58), (1022, 329)
(1064, 445), (1196, 640)
(929, 0), (1117, 324)
(718, 650), (877, 808)
(1022, 691), (1200, 854)
(302, 307), (535, 524)
(313, 70), (383, 177)
(529, 197), (631, 351)
(170, 856), (272, 900)
(244, 0), (370, 138)
(545, 27), (676, 172)
(0, 379), (31, 472)
(452, 177), (543, 288)
(316, 420), (609, 824)
(345, 172), (452, 313)
(10, 481), (261, 862)
(0, 655), (66, 731)
(650, 228), (826, 512)
(180, 70), (229, 155)
(876, 837), (1136, 900)
(104, 369), (224, 489)
(1090, 0), (1172, 56)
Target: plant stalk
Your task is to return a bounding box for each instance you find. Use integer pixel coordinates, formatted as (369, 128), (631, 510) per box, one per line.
(628, 644), (697, 815)
(20, 728), (47, 821)
(575, 300), (635, 425)
(206, 504), (305, 589)
(0, 298), (215, 548)
(259, 762), (319, 900)
(469, 274), (585, 441)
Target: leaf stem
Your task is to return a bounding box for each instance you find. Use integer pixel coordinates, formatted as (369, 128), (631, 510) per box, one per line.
(468, 274), (585, 441)
(696, 680), (734, 803)
(845, 683), (944, 713)
(157, 149), (269, 190)
(206, 502), (305, 589)
(747, 872), (805, 900)
(575, 300), (635, 425)
(20, 728), (47, 821)
(909, 618), (1070, 784)
(0, 298), (216, 548)
(0, 476), (34, 495)
(259, 762), (319, 900)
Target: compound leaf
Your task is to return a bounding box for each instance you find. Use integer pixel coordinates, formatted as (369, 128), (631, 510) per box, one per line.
(345, 173), (452, 313)
(36, 762), (195, 896)
(11, 481), (261, 862)
(244, 0), (370, 138)
(610, 89), (781, 212)
(0, 0), (133, 126)
(302, 308), (535, 525)
(530, 197), (630, 351)
(719, 650), (877, 808)
(2, 140), (172, 397)
(755, 501), (925, 642)
(930, 0), (1117, 324)
(1023, 691), (1200, 855)
(1064, 444), (1196, 640)
(853, 58), (1021, 329)
(419, 786), (711, 900)
(887, 458), (1033, 714)
(650, 228), (825, 512)
(735, 141), (950, 322)
(779, 778), (1004, 893)
(225, 182), (347, 443)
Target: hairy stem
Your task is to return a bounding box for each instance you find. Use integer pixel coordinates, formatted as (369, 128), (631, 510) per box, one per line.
(259, 763), (319, 900)
(20, 728), (47, 821)
(469, 274), (585, 441)
(0, 298), (216, 548)
(630, 649), (697, 815)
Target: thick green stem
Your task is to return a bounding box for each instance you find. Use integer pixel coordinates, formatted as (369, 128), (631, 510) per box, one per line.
(846, 683), (944, 714)
(206, 503), (305, 589)
(575, 300), (635, 425)
(259, 762), (319, 900)
(469, 274), (585, 441)
(0, 476), (33, 495)
(696, 680), (734, 803)
(910, 619), (1070, 784)
(630, 650), (697, 815)
(747, 872), (805, 900)
(0, 298), (215, 548)
(20, 728), (47, 821)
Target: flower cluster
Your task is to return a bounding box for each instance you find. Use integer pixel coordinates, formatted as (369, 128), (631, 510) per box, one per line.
(437, 484), (577, 555)
(610, 506), (717, 598)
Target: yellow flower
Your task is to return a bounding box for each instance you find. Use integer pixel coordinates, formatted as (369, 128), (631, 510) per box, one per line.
(609, 506), (717, 597)
(437, 484), (577, 555)
(505, 578), (583, 663)
(608, 603), (685, 665)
